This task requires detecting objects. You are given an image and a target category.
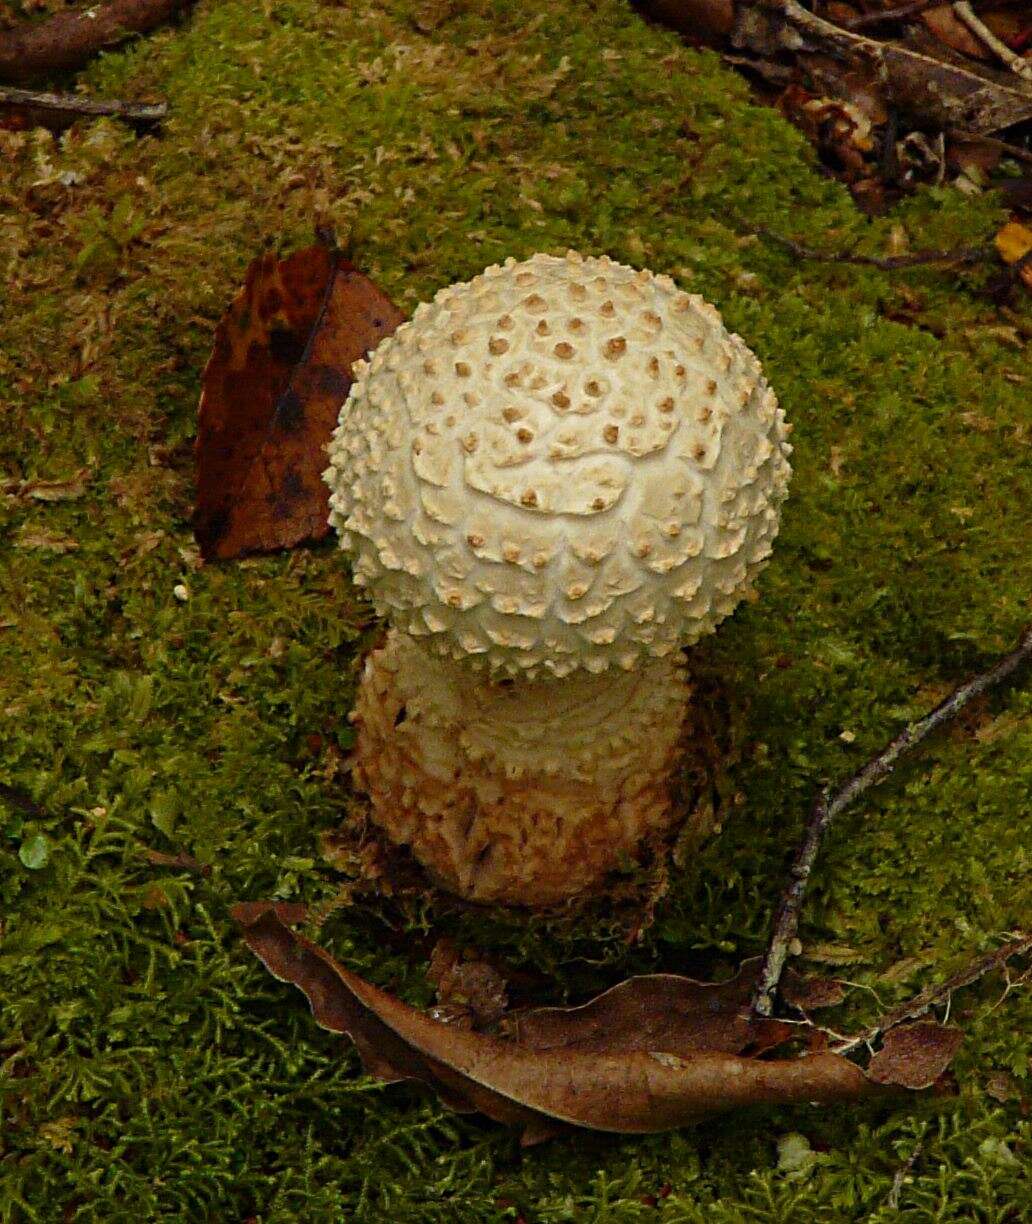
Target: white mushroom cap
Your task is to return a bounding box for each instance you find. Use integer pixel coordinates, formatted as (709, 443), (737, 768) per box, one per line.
(325, 251), (792, 678)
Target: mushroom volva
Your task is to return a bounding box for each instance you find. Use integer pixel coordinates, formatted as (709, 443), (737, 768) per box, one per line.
(324, 251), (792, 904)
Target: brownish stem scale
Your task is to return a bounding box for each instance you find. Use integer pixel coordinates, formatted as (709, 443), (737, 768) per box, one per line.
(352, 631), (699, 905)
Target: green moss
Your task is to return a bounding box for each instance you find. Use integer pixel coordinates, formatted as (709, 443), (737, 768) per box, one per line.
(1, 0), (1030, 1219)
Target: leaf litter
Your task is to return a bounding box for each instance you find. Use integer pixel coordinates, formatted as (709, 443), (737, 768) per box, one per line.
(637, 0), (1032, 215)
(193, 234), (403, 562)
(233, 902), (1032, 1139)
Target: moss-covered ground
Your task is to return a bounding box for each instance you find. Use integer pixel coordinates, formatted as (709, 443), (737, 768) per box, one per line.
(1, 0), (1031, 1218)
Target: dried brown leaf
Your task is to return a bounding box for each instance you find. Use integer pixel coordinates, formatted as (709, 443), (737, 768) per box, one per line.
(141, 847), (211, 877)
(995, 220), (1032, 289)
(233, 904), (883, 1140)
(802, 942), (868, 965)
(509, 961), (797, 1057)
(14, 526), (78, 552)
(633, 0), (735, 46)
(194, 239), (403, 561)
(996, 219), (1032, 263)
(920, 6), (990, 62)
(985, 1070), (1021, 1102)
(867, 1022), (963, 1089)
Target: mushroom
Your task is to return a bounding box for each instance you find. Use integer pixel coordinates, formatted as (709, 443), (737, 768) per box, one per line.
(324, 251), (792, 905)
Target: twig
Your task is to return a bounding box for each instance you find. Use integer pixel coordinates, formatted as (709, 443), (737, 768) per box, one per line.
(0, 85), (167, 129)
(745, 221), (991, 269)
(953, 2), (1032, 81)
(833, 932), (1032, 1054)
(0, 0), (194, 86)
(843, 0), (1003, 31)
(887, 1134), (925, 1210)
(845, 0), (959, 31)
(141, 847), (212, 877)
(750, 624), (1032, 1019)
(748, 0), (1032, 134)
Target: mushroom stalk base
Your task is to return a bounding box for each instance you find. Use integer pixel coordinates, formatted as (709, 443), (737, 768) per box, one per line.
(351, 630), (693, 905)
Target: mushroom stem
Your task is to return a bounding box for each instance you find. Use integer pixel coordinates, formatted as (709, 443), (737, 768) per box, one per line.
(352, 630), (694, 905)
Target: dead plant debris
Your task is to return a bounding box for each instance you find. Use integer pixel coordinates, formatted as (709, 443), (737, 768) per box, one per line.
(637, 0), (1032, 212)
(193, 235), (403, 562)
(234, 903), (1031, 1139)
(0, 0), (195, 85)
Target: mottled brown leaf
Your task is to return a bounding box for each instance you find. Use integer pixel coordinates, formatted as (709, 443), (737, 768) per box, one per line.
(867, 1022), (964, 1090)
(985, 1070), (1021, 1103)
(194, 240), (404, 561)
(509, 961), (796, 1057)
(233, 904), (880, 1141)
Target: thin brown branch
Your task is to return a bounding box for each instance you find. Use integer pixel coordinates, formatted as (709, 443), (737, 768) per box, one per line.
(745, 221), (991, 269)
(845, 0), (956, 31)
(844, 0), (995, 31)
(0, 85), (167, 129)
(834, 933), (1032, 1053)
(953, 1), (1032, 81)
(751, 624), (1032, 1019)
(0, 0), (195, 86)
(887, 1135), (926, 1210)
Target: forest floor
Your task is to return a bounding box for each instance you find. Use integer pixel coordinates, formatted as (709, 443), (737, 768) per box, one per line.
(1, 1), (1030, 1220)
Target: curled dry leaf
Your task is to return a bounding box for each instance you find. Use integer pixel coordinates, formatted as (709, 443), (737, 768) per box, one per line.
(919, 6), (990, 62)
(867, 1021), (964, 1090)
(194, 239), (404, 561)
(234, 904), (900, 1142)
